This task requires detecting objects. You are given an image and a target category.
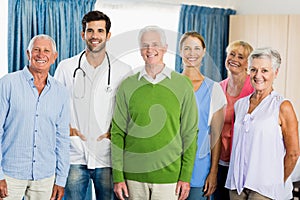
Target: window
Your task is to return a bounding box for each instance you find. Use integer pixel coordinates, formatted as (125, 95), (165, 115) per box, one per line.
(96, 2), (180, 69)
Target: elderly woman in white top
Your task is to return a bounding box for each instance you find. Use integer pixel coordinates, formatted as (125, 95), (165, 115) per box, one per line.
(225, 47), (299, 200)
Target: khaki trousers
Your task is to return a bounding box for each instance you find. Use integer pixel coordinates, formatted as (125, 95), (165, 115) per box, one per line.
(229, 189), (272, 200)
(126, 180), (178, 200)
(4, 175), (55, 200)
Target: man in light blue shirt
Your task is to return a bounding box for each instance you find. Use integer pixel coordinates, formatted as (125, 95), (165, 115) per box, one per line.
(0, 34), (70, 200)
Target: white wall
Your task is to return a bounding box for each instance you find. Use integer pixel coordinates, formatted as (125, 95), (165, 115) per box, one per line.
(231, 0), (300, 14)
(189, 0), (300, 14)
(96, 1), (180, 69)
(98, 0), (300, 14)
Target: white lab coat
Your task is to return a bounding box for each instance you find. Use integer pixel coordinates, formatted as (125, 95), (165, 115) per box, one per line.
(54, 51), (132, 169)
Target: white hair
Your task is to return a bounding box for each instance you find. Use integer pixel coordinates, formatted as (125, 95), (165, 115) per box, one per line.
(138, 25), (167, 47)
(248, 47), (281, 70)
(27, 34), (57, 53)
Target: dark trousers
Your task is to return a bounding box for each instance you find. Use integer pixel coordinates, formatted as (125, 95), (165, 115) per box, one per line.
(213, 164), (230, 200)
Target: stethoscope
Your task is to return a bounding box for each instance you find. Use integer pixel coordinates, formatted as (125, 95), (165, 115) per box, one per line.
(73, 50), (112, 94)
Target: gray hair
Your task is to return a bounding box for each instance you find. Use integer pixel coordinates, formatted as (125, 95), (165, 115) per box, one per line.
(27, 34), (57, 53)
(138, 25), (167, 47)
(248, 47), (281, 70)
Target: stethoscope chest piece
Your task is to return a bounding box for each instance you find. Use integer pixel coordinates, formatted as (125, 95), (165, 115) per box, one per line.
(105, 86), (112, 93)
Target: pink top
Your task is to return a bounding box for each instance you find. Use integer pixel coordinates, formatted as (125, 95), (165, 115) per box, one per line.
(219, 75), (254, 165)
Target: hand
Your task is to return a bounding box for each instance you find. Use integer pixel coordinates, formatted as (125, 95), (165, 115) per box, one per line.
(0, 179), (8, 199)
(176, 180), (190, 200)
(50, 184), (64, 200)
(70, 127), (86, 141)
(97, 132), (111, 141)
(114, 182), (129, 200)
(203, 172), (217, 197)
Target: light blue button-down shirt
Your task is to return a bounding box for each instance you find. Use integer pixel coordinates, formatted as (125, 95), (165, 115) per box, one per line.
(0, 67), (70, 187)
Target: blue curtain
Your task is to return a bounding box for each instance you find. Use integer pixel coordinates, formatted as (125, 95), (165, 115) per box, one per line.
(8, 0), (96, 75)
(176, 5), (236, 81)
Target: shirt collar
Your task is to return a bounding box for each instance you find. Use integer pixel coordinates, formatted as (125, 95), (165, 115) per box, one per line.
(22, 66), (51, 86)
(138, 65), (172, 80)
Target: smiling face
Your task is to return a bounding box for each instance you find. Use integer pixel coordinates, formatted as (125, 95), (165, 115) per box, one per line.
(27, 37), (58, 74)
(81, 20), (111, 53)
(140, 31), (167, 66)
(249, 57), (278, 93)
(225, 45), (249, 75)
(180, 36), (206, 69)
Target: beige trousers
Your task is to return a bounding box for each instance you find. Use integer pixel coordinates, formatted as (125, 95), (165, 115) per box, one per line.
(229, 189), (272, 200)
(126, 180), (178, 200)
(4, 175), (55, 200)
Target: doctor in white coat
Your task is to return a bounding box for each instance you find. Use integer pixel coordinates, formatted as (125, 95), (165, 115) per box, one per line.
(54, 11), (132, 200)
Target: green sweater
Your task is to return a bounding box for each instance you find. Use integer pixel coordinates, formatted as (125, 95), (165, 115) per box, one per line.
(111, 71), (198, 184)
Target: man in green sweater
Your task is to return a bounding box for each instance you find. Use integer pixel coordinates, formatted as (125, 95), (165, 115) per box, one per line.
(111, 25), (198, 200)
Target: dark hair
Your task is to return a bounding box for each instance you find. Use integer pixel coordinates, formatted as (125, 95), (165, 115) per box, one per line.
(82, 10), (111, 34)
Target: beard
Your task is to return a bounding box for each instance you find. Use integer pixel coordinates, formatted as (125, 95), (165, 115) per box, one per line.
(86, 40), (106, 53)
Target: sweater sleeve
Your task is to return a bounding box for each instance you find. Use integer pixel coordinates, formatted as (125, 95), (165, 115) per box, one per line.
(178, 82), (198, 182)
(111, 83), (128, 183)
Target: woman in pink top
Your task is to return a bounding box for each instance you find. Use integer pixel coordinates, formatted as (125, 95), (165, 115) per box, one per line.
(214, 41), (254, 200)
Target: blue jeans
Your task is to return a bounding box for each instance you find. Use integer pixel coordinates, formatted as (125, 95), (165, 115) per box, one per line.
(64, 165), (115, 200)
(187, 187), (214, 200)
